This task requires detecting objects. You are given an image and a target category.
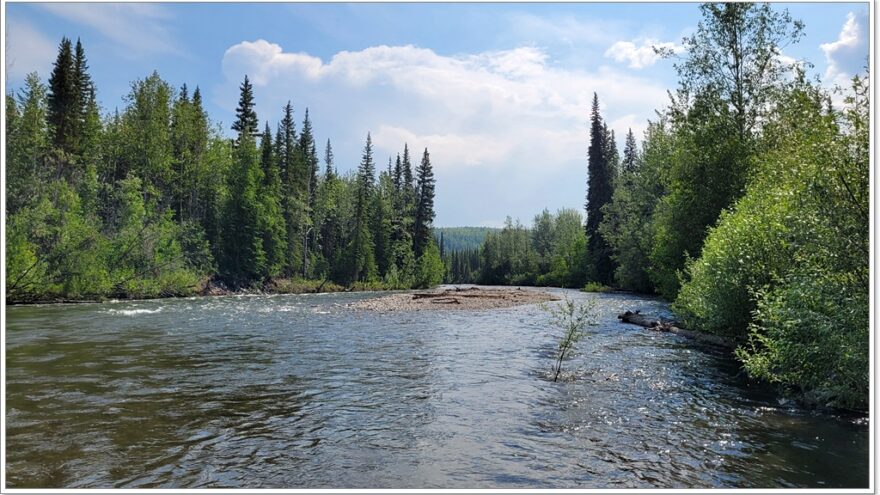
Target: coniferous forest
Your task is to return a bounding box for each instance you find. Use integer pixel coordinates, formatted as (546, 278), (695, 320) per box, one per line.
(437, 4), (869, 410)
(6, 38), (444, 303)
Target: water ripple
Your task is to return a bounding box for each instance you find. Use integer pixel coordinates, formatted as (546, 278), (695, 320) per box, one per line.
(5, 288), (868, 488)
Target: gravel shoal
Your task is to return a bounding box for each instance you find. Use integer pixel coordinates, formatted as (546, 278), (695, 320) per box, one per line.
(350, 287), (560, 311)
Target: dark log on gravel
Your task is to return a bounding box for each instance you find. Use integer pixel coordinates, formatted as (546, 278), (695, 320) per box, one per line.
(618, 310), (731, 347)
(411, 292), (448, 300)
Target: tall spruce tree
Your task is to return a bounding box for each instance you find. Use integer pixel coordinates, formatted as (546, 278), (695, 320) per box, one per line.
(585, 93), (615, 285)
(413, 148), (436, 258)
(277, 101), (302, 276)
(324, 139), (335, 180)
(349, 133), (377, 282)
(622, 128), (638, 173)
(258, 122), (287, 276)
(299, 109), (319, 277)
(47, 37), (77, 154)
(231, 76), (258, 137)
(7, 73), (49, 214)
(221, 76), (266, 286)
(71, 38), (94, 155)
(402, 143), (415, 213)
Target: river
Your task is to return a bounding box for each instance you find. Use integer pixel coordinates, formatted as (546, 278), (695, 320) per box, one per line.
(5, 288), (869, 488)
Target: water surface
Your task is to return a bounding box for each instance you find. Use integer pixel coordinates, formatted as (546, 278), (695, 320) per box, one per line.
(5, 288), (869, 488)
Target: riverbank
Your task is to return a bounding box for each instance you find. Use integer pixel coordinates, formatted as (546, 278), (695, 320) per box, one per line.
(4, 277), (413, 305)
(350, 286), (559, 311)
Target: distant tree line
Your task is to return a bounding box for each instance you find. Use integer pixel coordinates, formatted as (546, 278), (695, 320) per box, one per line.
(450, 3), (868, 410)
(6, 37), (444, 302)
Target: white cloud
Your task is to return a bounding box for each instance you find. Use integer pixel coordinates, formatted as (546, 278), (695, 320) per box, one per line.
(820, 11), (869, 88)
(5, 19), (56, 80)
(217, 40), (671, 224)
(604, 38), (683, 69)
(40, 3), (179, 57)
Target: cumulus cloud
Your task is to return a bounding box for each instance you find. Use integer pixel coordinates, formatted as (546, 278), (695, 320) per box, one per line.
(604, 38), (683, 69)
(40, 3), (179, 57)
(820, 11), (869, 87)
(5, 19), (56, 80)
(217, 40), (670, 225)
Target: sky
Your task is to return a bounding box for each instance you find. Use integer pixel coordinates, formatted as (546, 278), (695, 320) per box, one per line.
(4, 2), (871, 227)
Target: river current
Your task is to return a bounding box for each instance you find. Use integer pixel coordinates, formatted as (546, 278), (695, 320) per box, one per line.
(5, 288), (869, 488)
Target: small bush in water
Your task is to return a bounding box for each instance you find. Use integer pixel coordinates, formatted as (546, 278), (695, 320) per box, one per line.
(545, 296), (596, 382)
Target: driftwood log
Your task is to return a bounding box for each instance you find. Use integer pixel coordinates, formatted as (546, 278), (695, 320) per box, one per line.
(618, 310), (730, 347)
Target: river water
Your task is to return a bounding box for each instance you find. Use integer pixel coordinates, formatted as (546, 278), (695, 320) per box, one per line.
(5, 288), (869, 488)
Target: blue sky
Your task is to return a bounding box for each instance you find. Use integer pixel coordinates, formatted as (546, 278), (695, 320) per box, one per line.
(4, 2), (870, 227)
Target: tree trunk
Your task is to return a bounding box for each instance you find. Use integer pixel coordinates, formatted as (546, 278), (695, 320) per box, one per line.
(617, 310), (731, 347)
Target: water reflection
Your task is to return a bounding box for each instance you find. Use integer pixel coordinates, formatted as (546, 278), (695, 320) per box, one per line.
(5, 289), (868, 488)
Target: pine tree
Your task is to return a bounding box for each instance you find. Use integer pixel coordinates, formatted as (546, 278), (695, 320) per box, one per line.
(47, 37), (77, 154)
(585, 93), (615, 286)
(413, 148), (436, 258)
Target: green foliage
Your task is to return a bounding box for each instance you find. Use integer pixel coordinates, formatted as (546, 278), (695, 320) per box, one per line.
(581, 282), (612, 293)
(675, 74), (868, 408)
(7, 73), (49, 214)
(479, 217), (538, 285)
(737, 271), (867, 409)
(5, 37), (439, 302)
(544, 296), (596, 382)
(413, 239), (444, 289)
(647, 2), (804, 299)
(649, 89), (751, 299)
(537, 209), (588, 288)
(599, 121), (667, 293)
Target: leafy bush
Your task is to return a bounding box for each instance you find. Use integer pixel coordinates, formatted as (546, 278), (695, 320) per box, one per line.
(581, 281), (612, 293)
(675, 75), (868, 408)
(413, 240), (444, 289)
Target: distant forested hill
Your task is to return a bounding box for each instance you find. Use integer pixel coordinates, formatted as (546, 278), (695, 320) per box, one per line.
(435, 227), (498, 252)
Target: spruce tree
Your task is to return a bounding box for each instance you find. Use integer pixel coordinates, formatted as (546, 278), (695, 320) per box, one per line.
(47, 37), (77, 154)
(299, 109), (319, 277)
(585, 93), (615, 285)
(402, 144), (415, 210)
(7, 73), (49, 214)
(413, 148), (436, 258)
(324, 138), (335, 180)
(258, 122), (287, 276)
(277, 101), (302, 276)
(231, 76), (258, 137)
(350, 133), (377, 282)
(604, 124), (619, 181)
(622, 128), (639, 173)
(221, 77), (266, 286)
